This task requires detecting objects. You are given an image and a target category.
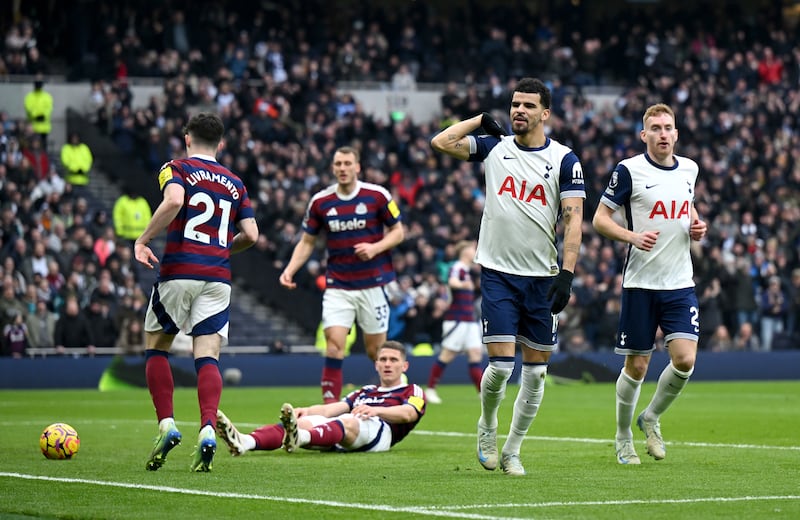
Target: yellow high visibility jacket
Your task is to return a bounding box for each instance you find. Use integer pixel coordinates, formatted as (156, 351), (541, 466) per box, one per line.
(112, 195), (153, 240)
(24, 89), (54, 135)
(60, 143), (93, 186)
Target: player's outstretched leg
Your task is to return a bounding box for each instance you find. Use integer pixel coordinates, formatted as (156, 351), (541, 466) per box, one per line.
(216, 409), (246, 456)
(145, 418), (182, 471)
(280, 403), (299, 453)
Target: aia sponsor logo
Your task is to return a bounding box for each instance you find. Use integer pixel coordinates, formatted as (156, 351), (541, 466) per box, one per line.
(649, 200), (690, 219)
(497, 176), (546, 205)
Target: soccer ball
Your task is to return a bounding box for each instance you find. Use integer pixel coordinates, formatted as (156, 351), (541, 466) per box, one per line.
(40, 423), (80, 460)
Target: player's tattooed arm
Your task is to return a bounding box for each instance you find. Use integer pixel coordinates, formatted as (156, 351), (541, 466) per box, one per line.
(561, 203), (583, 224)
(560, 198), (584, 272)
(430, 114), (482, 160)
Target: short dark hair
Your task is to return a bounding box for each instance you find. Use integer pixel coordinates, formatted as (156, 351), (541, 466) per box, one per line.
(183, 112), (225, 148)
(514, 78), (551, 109)
(379, 340), (407, 359)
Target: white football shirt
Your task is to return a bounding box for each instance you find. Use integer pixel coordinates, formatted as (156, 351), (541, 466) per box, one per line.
(468, 135), (585, 276)
(599, 152), (698, 290)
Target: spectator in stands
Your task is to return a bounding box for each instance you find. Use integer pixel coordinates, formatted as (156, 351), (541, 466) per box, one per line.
(60, 132), (93, 191)
(0, 279), (26, 334)
(733, 321), (761, 352)
(25, 298), (57, 349)
(53, 294), (95, 356)
(759, 275), (788, 351)
(84, 296), (118, 348)
(23, 77), (53, 149)
(279, 146), (404, 404)
(3, 255), (27, 296)
(707, 324), (734, 353)
(111, 185), (153, 246)
(2, 311), (28, 358)
(20, 136), (49, 181)
(115, 315), (146, 355)
(788, 268), (800, 336)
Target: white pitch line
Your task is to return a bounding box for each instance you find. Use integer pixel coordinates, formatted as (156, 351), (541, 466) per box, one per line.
(2, 472), (797, 518)
(433, 495), (800, 510)
(412, 430), (800, 451)
(0, 472), (527, 520)
(6, 420), (800, 452)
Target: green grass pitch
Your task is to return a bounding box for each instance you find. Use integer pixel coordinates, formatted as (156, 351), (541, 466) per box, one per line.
(1, 381), (798, 519)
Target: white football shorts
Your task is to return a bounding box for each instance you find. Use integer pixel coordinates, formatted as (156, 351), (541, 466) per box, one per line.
(144, 279), (231, 339)
(322, 287), (389, 334)
(304, 413), (391, 452)
(440, 320), (482, 352)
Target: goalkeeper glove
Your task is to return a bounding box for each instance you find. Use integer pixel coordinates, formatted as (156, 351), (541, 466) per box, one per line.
(547, 270), (574, 314)
(480, 112), (507, 137)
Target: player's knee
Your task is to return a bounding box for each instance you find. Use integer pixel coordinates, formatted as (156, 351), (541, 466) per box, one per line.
(483, 360), (514, 388)
(671, 353), (696, 373)
(340, 417), (361, 442)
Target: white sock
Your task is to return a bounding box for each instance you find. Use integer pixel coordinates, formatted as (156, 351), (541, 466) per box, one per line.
(478, 359), (515, 430)
(616, 368), (643, 441)
(502, 364), (546, 455)
(158, 418), (176, 432)
(241, 434), (256, 452)
(298, 429), (311, 446)
(643, 362), (693, 420)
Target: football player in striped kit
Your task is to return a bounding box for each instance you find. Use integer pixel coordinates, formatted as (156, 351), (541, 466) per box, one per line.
(593, 103), (707, 465)
(431, 77), (585, 476)
(215, 341), (425, 455)
(279, 146), (404, 403)
(135, 112), (259, 472)
(424, 240), (484, 404)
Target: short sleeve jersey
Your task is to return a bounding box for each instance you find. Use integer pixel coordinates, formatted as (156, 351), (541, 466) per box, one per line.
(344, 383), (426, 446)
(599, 152), (698, 290)
(156, 155), (254, 284)
(443, 260), (475, 322)
(468, 135), (585, 277)
(303, 181), (401, 290)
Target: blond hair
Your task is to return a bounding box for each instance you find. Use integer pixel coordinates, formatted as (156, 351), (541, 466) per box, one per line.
(642, 103), (676, 128)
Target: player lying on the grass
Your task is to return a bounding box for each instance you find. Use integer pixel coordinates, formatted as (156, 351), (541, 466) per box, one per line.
(216, 340), (426, 454)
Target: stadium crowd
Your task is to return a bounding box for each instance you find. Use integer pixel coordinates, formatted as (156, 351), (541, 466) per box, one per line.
(1, 1), (800, 357)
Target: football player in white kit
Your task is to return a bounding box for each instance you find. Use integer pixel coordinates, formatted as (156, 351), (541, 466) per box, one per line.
(593, 103), (707, 465)
(431, 77), (585, 476)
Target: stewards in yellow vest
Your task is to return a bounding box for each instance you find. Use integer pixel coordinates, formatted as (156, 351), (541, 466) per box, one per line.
(24, 78), (54, 148)
(112, 186), (153, 241)
(60, 132), (93, 186)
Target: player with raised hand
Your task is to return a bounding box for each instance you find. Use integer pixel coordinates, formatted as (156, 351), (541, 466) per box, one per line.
(592, 103), (707, 465)
(430, 77), (585, 476)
